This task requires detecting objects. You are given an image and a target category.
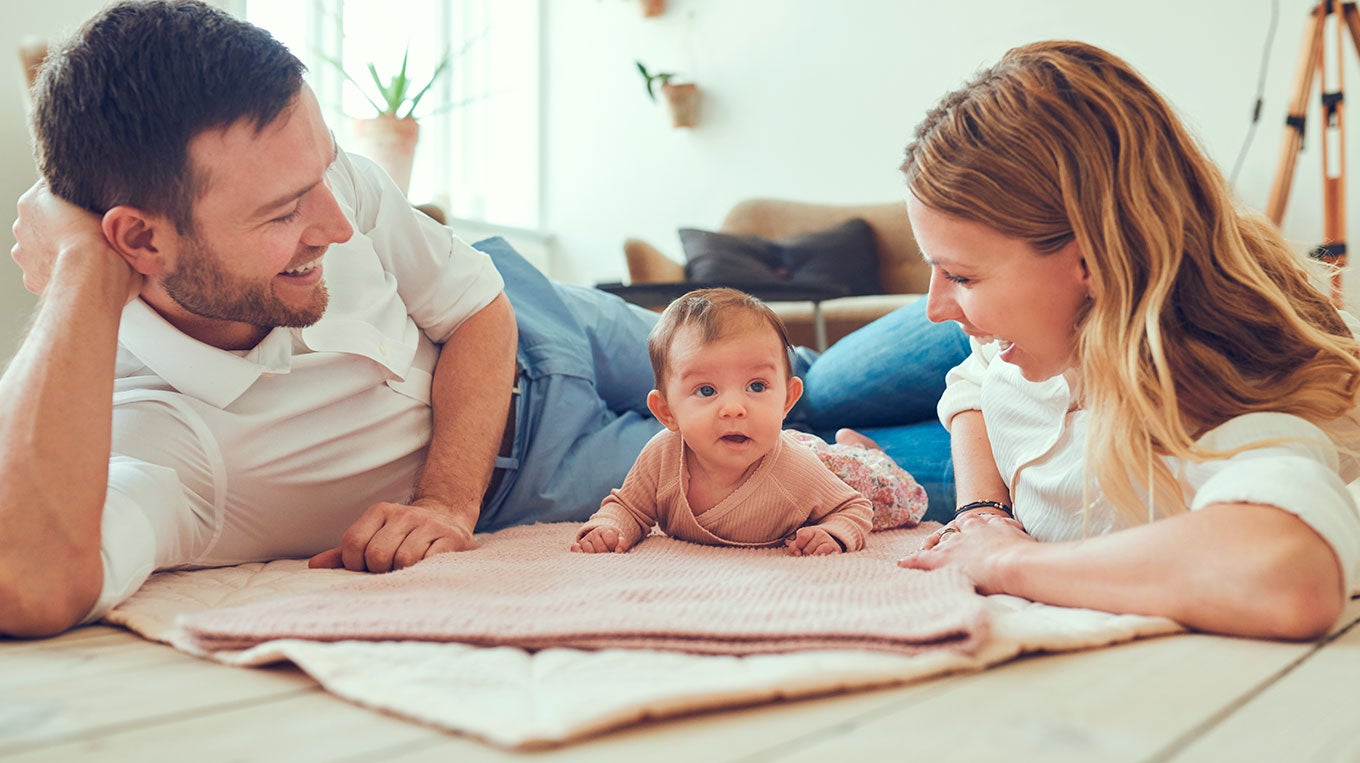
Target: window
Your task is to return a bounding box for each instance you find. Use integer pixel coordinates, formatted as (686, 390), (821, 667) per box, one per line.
(240, 0), (541, 229)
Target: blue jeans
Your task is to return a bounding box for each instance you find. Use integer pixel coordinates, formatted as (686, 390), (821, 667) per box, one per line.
(475, 238), (664, 531)
(790, 298), (971, 522)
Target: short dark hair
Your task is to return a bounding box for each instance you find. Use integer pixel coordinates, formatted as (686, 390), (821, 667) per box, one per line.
(647, 287), (794, 389)
(31, 0), (306, 232)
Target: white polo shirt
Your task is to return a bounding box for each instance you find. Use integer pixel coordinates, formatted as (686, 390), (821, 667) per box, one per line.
(938, 338), (1360, 596)
(89, 150), (504, 621)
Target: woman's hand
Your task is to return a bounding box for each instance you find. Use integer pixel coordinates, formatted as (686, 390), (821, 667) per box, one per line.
(899, 510), (1031, 594)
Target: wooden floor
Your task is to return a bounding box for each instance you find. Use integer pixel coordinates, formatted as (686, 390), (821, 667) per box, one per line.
(2, 599), (1357, 762)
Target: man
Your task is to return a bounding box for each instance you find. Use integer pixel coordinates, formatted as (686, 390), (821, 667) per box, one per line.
(1, 0), (661, 637)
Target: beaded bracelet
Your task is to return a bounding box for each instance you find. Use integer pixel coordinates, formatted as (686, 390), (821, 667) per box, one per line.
(954, 500), (1013, 517)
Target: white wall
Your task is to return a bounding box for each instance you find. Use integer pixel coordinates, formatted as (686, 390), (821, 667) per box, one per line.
(541, 0), (1348, 304)
(1, 0), (1353, 363)
(2, 1), (113, 362)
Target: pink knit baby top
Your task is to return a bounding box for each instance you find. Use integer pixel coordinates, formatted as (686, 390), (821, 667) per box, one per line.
(578, 429), (873, 551)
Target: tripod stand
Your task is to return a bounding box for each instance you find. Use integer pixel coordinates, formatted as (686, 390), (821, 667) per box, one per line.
(1267, 0), (1360, 305)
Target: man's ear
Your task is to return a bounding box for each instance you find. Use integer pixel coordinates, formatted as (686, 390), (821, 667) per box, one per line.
(646, 389), (679, 432)
(101, 206), (171, 277)
(784, 375), (804, 416)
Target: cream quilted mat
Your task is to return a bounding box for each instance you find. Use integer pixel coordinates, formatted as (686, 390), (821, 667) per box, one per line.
(104, 523), (1182, 749)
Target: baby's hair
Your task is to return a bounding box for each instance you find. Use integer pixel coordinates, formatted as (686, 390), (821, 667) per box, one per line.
(647, 287), (794, 389)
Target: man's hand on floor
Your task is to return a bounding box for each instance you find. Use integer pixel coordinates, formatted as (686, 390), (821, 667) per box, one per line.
(308, 499), (478, 572)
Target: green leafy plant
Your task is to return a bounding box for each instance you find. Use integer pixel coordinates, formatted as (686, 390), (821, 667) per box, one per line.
(635, 61), (679, 103)
(323, 45), (451, 119)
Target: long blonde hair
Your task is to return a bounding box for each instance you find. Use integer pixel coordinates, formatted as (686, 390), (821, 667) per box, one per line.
(902, 40), (1360, 520)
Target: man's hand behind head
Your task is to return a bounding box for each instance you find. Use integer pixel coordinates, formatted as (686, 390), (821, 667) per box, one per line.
(12, 180), (141, 302)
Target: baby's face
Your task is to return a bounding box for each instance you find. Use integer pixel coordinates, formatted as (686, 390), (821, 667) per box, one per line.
(658, 321), (798, 478)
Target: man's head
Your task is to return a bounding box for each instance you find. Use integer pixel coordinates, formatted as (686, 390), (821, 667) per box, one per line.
(31, 1), (353, 349)
(645, 288), (802, 476)
(32, 0), (305, 233)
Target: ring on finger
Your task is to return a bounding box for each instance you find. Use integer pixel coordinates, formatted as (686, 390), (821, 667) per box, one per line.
(939, 526), (960, 537)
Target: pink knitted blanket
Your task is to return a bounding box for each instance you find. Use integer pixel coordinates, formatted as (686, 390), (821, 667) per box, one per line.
(180, 523), (989, 656)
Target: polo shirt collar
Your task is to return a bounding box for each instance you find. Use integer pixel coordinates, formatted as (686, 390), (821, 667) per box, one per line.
(119, 300), (295, 409)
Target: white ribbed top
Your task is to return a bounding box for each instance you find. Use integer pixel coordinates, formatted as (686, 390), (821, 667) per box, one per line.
(939, 338), (1360, 592)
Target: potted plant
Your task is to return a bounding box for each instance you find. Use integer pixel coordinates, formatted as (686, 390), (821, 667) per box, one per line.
(636, 61), (699, 128)
(328, 46), (450, 195)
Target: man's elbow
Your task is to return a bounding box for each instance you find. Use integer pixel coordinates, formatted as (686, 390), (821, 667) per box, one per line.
(0, 563), (101, 639)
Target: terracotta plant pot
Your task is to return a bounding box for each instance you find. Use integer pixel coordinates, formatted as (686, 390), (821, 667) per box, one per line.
(662, 82), (700, 128)
(639, 0), (665, 17)
(350, 115), (420, 195)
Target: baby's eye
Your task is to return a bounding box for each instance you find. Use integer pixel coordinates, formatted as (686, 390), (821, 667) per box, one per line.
(696, 385), (716, 397)
(747, 381), (767, 393)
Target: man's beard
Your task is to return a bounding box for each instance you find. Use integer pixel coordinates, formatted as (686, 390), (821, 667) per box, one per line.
(163, 237), (330, 329)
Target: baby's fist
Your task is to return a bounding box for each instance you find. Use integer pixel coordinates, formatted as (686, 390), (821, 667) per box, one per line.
(571, 526), (630, 553)
(787, 526), (842, 556)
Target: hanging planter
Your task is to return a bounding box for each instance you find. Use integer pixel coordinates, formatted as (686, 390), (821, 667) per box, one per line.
(636, 61), (701, 129)
(661, 82), (700, 128)
(639, 0), (666, 17)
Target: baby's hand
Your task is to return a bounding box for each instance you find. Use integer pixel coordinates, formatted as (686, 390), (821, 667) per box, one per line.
(786, 526), (842, 556)
(571, 526), (631, 553)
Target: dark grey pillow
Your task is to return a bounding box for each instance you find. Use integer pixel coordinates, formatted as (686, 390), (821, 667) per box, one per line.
(679, 218), (881, 296)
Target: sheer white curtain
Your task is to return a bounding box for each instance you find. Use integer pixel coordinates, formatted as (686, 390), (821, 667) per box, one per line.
(242, 0), (541, 228)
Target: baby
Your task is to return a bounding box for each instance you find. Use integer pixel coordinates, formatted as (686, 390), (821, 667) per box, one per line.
(572, 288), (880, 556)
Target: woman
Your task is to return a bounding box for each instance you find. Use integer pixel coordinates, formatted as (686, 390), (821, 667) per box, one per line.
(886, 40), (1360, 640)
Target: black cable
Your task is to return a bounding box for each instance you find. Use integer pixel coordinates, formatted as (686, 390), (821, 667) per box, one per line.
(1229, 0), (1281, 187)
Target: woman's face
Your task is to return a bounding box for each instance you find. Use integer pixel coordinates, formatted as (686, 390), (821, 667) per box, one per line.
(909, 194), (1091, 382)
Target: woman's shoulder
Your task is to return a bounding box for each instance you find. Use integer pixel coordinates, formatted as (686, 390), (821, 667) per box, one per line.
(1196, 411), (1339, 464)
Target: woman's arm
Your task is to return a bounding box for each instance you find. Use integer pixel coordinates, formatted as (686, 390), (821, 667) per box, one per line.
(949, 409), (1010, 508)
(903, 502), (1344, 640)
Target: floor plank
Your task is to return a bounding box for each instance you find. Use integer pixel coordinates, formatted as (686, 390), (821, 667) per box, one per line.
(0, 626), (128, 653)
(1168, 616), (1360, 763)
(0, 634), (313, 756)
(746, 632), (1317, 763)
(0, 690), (448, 763)
(0, 635), (198, 688)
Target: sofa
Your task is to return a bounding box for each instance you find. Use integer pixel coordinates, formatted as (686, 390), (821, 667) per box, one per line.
(621, 198), (931, 348)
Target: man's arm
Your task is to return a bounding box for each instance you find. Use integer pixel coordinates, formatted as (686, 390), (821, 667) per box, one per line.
(412, 292), (517, 530)
(1, 184), (140, 637)
(310, 292), (517, 572)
